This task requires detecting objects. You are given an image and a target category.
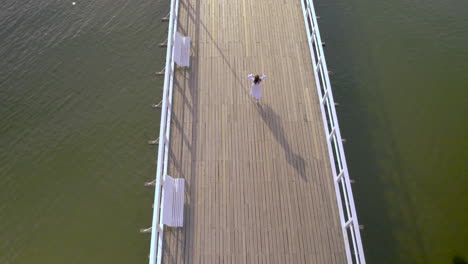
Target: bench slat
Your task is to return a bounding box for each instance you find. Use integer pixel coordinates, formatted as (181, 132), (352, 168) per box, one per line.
(174, 32), (190, 67)
(162, 175), (185, 227)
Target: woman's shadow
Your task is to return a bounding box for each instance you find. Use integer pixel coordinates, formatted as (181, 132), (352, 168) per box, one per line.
(256, 104), (307, 181)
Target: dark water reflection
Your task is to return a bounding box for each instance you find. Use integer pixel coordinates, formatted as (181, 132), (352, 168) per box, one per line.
(315, 0), (468, 263)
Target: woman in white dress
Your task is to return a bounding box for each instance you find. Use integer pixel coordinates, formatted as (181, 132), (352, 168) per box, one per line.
(247, 73), (266, 102)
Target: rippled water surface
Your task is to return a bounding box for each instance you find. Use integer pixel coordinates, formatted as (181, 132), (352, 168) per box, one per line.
(1, 0), (168, 263)
(1, 0), (467, 263)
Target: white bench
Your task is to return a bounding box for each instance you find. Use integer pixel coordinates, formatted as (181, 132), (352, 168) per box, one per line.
(174, 32), (191, 67)
(161, 175), (185, 227)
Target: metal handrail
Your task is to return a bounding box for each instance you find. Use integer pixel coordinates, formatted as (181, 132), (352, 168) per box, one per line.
(300, 0), (366, 263)
(148, 0), (180, 262)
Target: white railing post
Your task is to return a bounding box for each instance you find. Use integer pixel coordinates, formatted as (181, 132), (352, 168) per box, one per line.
(321, 89), (329, 105)
(335, 170), (345, 182)
(148, 0), (181, 262)
(300, 0), (366, 263)
(328, 126), (336, 141)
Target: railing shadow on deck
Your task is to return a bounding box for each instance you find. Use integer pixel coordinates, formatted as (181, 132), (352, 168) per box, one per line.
(178, 0), (252, 99)
(159, 0), (202, 263)
(256, 104), (307, 182)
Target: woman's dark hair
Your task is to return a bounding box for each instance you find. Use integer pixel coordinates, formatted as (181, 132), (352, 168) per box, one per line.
(254, 74), (261, 84)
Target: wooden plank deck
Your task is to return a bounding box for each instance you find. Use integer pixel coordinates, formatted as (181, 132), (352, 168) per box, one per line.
(162, 0), (346, 262)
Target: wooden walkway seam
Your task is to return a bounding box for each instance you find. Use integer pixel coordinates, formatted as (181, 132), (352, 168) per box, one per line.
(163, 0), (347, 263)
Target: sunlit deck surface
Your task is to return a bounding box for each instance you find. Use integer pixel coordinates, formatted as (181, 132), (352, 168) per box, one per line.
(162, 0), (346, 262)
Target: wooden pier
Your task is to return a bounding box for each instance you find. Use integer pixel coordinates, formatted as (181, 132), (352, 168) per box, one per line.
(157, 0), (348, 263)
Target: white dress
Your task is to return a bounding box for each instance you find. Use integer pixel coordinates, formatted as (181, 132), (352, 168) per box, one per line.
(247, 74), (267, 100)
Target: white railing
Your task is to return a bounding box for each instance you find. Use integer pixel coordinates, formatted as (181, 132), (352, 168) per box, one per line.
(148, 0), (180, 263)
(300, 0), (366, 263)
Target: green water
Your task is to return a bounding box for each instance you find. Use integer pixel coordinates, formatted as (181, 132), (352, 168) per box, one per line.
(315, 0), (468, 263)
(1, 0), (168, 263)
(1, 0), (467, 263)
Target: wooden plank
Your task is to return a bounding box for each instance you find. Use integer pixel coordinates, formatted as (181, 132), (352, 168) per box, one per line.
(162, 0), (348, 262)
